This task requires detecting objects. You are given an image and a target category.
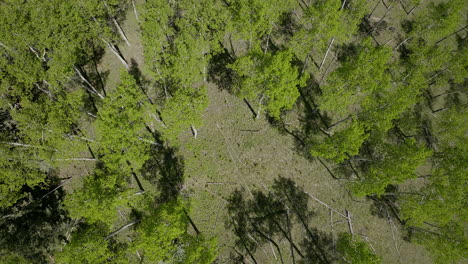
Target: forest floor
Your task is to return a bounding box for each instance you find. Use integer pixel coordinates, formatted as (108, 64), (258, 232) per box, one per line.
(91, 0), (434, 263)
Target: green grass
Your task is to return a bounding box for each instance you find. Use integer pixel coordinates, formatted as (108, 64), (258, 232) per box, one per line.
(85, 1), (436, 262)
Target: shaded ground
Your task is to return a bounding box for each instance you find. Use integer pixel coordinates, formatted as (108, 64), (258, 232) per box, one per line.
(65, 1), (437, 263)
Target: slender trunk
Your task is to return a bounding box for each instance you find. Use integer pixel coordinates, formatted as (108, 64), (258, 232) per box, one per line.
(40, 178), (73, 200)
(381, 0), (388, 9)
(272, 217), (304, 258)
(138, 136), (161, 146)
(151, 113), (167, 128)
(184, 209), (200, 235)
(435, 25), (468, 45)
(346, 209), (354, 235)
(230, 218), (258, 264)
(285, 211), (296, 264)
(1, 141), (55, 150)
(282, 124), (306, 146)
(319, 38), (335, 70)
(347, 158), (361, 179)
(432, 107), (449, 113)
(54, 158), (96, 161)
(102, 39), (129, 69)
(91, 43), (107, 95)
(264, 26), (272, 54)
(371, 2), (395, 34)
(341, 0), (347, 10)
(249, 221), (284, 264)
(190, 125), (198, 139)
(106, 220), (141, 239)
(393, 37), (411, 50)
(132, 0), (139, 22)
(34, 83), (52, 98)
(155, 67), (168, 99)
(281, 191), (329, 263)
(127, 160), (145, 193)
(369, 0), (382, 17)
(432, 90), (460, 99)
(112, 18), (131, 47)
(73, 66), (105, 99)
(229, 34), (237, 58)
(408, 0), (424, 15)
(301, 52), (311, 76)
(398, 0), (409, 15)
(303, 188), (347, 218)
(28, 45), (45, 62)
(328, 115), (350, 129)
(256, 95), (265, 119)
(243, 98), (257, 119)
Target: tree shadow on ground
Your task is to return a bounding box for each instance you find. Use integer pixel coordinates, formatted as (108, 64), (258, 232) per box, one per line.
(208, 47), (236, 93)
(268, 75), (333, 162)
(0, 176), (70, 263)
(368, 185), (406, 228)
(225, 176), (338, 264)
(141, 144), (185, 203)
(128, 58), (156, 104)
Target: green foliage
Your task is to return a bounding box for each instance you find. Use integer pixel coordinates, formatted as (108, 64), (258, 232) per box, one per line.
(160, 86), (209, 143)
(226, 0), (295, 46)
(130, 197), (217, 263)
(412, 221), (467, 264)
(310, 122), (368, 163)
(95, 71), (151, 173)
(350, 139), (432, 197)
(401, 146), (467, 227)
(182, 235), (218, 264)
(229, 49), (305, 118)
(320, 39), (392, 117)
(336, 233), (381, 264)
(409, 0), (464, 44)
(0, 185), (69, 263)
(289, 0), (368, 63)
(64, 168), (140, 227)
(55, 224), (112, 264)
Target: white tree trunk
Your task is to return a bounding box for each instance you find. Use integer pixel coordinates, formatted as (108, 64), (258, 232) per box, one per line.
(132, 0), (139, 22)
(319, 38), (335, 69)
(112, 18), (131, 47)
(191, 125), (198, 139)
(102, 39), (129, 69)
(73, 66), (105, 99)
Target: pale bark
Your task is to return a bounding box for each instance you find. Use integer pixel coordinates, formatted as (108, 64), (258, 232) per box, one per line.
(264, 26), (273, 54)
(102, 39), (129, 69)
(40, 177), (73, 200)
(54, 158), (96, 161)
(393, 37), (411, 50)
(150, 113), (167, 128)
(320, 38), (336, 69)
(34, 83), (52, 98)
(304, 190), (347, 218)
(256, 94), (265, 119)
(0, 41), (10, 50)
(1, 141), (55, 150)
(73, 66), (105, 99)
(341, 0), (347, 10)
(138, 137), (162, 146)
(112, 18), (131, 47)
(190, 125), (198, 139)
(106, 220), (140, 239)
(132, 0), (139, 22)
(28, 45), (45, 62)
(346, 209), (354, 235)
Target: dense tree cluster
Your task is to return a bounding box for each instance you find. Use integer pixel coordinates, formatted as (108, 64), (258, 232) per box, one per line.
(0, 0), (466, 263)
